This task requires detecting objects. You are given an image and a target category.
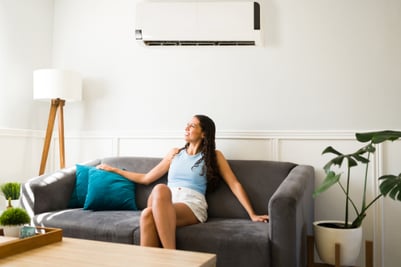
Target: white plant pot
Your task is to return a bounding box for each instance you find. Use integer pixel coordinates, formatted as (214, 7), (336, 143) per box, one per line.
(2, 225), (23, 237)
(313, 220), (363, 266)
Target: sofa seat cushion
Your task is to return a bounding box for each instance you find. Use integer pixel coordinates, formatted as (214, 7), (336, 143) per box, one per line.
(176, 218), (270, 267)
(33, 209), (141, 244)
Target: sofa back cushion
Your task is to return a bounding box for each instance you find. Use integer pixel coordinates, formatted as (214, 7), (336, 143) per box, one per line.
(207, 160), (296, 219)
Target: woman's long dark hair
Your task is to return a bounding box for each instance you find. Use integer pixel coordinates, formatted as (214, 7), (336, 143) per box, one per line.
(182, 114), (221, 193)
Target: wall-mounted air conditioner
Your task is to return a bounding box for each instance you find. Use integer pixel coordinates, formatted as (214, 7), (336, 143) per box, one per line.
(135, 1), (261, 46)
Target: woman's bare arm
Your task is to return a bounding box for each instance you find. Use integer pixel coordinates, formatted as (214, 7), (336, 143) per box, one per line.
(216, 150), (269, 222)
(97, 148), (179, 185)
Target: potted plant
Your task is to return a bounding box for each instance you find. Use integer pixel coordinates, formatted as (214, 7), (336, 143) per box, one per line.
(313, 130), (401, 265)
(0, 182), (21, 208)
(0, 207), (31, 237)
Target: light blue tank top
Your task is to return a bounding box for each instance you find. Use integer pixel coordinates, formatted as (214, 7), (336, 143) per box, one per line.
(167, 149), (207, 195)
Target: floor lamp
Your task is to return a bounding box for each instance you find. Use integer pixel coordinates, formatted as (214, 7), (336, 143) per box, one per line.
(33, 69), (82, 175)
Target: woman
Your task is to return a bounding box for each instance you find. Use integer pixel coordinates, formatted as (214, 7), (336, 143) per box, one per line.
(97, 114), (268, 249)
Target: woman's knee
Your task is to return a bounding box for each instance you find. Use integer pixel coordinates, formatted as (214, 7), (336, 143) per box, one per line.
(151, 184), (172, 202)
(140, 207), (154, 224)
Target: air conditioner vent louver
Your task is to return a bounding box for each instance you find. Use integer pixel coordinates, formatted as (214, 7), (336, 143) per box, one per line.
(144, 41), (256, 46)
(135, 1), (261, 47)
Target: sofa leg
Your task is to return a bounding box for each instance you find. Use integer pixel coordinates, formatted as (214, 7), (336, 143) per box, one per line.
(307, 235), (315, 267)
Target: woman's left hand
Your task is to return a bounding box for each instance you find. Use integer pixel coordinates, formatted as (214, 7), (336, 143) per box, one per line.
(250, 214), (269, 223)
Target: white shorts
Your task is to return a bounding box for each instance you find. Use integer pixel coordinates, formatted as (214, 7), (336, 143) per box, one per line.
(170, 187), (208, 223)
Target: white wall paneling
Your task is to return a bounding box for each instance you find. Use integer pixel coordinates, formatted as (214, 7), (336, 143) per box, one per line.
(54, 136), (116, 168)
(0, 129), (45, 210)
(119, 135), (183, 158)
(0, 129), (44, 182)
(2, 128), (401, 266)
(380, 141), (401, 267)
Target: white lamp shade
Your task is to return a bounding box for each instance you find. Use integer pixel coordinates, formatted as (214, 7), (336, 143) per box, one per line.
(33, 69), (82, 102)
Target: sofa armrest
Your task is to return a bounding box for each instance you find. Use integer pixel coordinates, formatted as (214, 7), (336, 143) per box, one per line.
(268, 164), (315, 267)
(21, 159), (100, 217)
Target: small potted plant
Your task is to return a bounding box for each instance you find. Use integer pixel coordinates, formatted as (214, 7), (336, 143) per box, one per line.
(313, 130), (401, 265)
(0, 182), (21, 208)
(0, 207), (31, 237)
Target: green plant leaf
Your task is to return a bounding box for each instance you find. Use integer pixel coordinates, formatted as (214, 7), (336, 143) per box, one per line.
(356, 130), (401, 144)
(313, 171), (341, 197)
(322, 146), (343, 156)
(0, 207), (30, 225)
(354, 143), (376, 155)
(379, 174), (401, 201)
(323, 156), (345, 173)
(352, 154), (370, 164)
(0, 182), (21, 200)
(346, 156), (358, 167)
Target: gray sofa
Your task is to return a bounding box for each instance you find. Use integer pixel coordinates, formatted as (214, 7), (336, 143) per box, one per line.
(21, 157), (314, 267)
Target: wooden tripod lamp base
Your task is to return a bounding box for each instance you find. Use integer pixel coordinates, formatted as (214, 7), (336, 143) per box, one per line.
(33, 68), (82, 175)
(39, 98), (66, 175)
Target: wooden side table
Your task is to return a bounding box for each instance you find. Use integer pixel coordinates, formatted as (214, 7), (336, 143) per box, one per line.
(307, 235), (373, 267)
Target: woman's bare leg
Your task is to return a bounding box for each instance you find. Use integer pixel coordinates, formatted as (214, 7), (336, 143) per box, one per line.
(140, 184), (199, 249)
(139, 207), (161, 247)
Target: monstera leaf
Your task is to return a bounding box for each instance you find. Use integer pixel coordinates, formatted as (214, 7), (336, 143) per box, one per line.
(314, 130), (401, 228)
(380, 174), (401, 201)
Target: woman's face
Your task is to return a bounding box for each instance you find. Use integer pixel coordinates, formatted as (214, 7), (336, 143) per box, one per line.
(184, 117), (204, 143)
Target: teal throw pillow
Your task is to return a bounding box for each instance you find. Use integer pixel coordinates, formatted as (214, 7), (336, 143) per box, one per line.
(83, 167), (137, 211)
(68, 164), (92, 208)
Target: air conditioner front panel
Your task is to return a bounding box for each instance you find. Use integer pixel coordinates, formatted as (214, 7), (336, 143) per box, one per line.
(135, 1), (261, 46)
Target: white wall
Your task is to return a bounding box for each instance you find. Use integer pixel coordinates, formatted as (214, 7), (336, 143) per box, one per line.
(1, 0), (401, 266)
(0, 0), (54, 129)
(49, 0), (401, 133)
(2, 0), (400, 132)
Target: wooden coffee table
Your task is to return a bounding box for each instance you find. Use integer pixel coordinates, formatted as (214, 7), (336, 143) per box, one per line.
(0, 237), (216, 267)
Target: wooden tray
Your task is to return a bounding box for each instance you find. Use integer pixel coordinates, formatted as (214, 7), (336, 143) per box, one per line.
(0, 227), (62, 259)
